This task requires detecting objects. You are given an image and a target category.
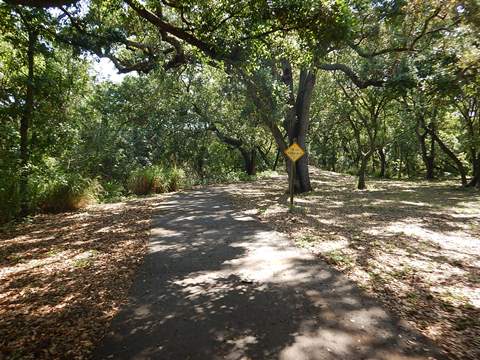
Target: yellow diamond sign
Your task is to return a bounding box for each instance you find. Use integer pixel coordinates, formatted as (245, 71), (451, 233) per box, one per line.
(284, 143), (305, 162)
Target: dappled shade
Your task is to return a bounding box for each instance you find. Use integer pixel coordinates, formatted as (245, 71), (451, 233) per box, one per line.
(225, 169), (480, 360)
(94, 189), (444, 360)
(0, 198), (161, 358)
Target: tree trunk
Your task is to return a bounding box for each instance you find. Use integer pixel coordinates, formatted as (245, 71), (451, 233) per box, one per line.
(331, 152), (337, 172)
(357, 151), (372, 190)
(19, 30), (36, 217)
(208, 123), (257, 176)
(426, 129), (435, 180)
(246, 62), (315, 193)
(397, 145), (402, 180)
(272, 148), (280, 171)
(282, 65), (315, 193)
(378, 148), (386, 178)
(426, 128), (468, 186)
(417, 123), (435, 180)
(240, 148), (256, 176)
(467, 152), (480, 187)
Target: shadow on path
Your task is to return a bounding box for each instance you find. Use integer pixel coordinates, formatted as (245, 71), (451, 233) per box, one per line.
(94, 189), (446, 360)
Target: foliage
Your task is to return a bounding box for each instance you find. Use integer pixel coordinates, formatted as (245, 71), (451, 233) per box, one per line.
(127, 165), (185, 195)
(38, 174), (102, 213)
(0, 0), (478, 223)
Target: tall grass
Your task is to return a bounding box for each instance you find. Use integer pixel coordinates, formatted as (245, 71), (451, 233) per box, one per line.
(38, 174), (102, 213)
(127, 165), (185, 195)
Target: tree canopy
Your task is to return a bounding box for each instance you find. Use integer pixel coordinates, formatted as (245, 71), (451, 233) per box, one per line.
(0, 0), (479, 222)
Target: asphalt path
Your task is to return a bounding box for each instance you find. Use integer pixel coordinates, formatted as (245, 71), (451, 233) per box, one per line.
(94, 188), (445, 360)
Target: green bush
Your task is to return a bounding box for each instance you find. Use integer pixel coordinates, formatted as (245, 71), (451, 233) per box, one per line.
(127, 165), (185, 195)
(99, 180), (126, 203)
(0, 172), (19, 224)
(256, 170), (279, 179)
(166, 167), (185, 192)
(195, 170), (256, 185)
(38, 174), (102, 213)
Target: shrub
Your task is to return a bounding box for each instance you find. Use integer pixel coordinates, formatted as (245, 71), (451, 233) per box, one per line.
(127, 165), (185, 195)
(256, 170), (279, 179)
(39, 174), (102, 213)
(166, 167), (185, 192)
(128, 166), (163, 195)
(99, 180), (126, 203)
(0, 172), (19, 224)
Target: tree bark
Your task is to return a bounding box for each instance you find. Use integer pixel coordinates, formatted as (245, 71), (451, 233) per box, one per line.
(19, 29), (36, 217)
(282, 63), (315, 193)
(426, 127), (468, 186)
(378, 148), (386, 178)
(240, 148), (256, 176)
(245, 62), (315, 193)
(208, 123), (257, 176)
(272, 148), (281, 171)
(467, 152), (480, 187)
(397, 145), (402, 179)
(357, 150), (373, 190)
(416, 119), (435, 180)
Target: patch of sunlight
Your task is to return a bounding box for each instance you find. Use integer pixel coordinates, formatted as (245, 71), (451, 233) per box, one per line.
(279, 325), (392, 360)
(226, 334), (258, 349)
(295, 197), (318, 204)
(96, 202), (125, 211)
(71, 249), (99, 268)
(385, 221), (480, 255)
(310, 217), (337, 225)
(369, 198), (395, 205)
(363, 228), (396, 237)
(264, 204), (287, 216)
(346, 212), (375, 218)
(232, 214), (255, 221)
(224, 231), (332, 285)
(435, 286), (480, 309)
(398, 200), (431, 207)
(311, 238), (349, 253)
(325, 200), (344, 207)
(1, 249), (72, 278)
(151, 228), (182, 237)
(451, 201), (480, 215)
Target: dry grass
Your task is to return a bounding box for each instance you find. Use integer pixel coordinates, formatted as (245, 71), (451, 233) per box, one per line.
(225, 168), (480, 360)
(0, 196), (164, 359)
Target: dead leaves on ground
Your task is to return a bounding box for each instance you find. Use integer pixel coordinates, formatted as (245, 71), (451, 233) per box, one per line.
(0, 197), (163, 359)
(225, 169), (480, 360)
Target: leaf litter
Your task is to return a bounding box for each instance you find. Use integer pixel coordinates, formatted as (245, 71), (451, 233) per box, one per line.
(0, 196), (164, 359)
(225, 168), (480, 360)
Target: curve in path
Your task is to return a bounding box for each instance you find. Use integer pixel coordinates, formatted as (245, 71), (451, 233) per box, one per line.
(94, 188), (445, 360)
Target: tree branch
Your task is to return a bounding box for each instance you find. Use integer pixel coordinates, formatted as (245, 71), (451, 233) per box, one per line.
(318, 63), (384, 88)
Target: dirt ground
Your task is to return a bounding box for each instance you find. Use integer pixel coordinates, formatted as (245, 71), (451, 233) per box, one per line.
(224, 169), (480, 360)
(0, 196), (163, 359)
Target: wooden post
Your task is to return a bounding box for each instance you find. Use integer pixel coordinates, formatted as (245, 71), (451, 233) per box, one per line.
(290, 159), (295, 211)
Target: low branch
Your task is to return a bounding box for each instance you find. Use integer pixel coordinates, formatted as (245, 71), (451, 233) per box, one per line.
(124, 0), (221, 60)
(318, 63), (384, 88)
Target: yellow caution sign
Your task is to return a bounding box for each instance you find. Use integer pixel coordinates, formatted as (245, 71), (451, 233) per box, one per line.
(284, 143), (305, 162)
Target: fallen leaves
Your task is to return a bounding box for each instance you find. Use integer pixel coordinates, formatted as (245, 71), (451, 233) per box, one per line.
(225, 169), (480, 360)
(0, 196), (163, 359)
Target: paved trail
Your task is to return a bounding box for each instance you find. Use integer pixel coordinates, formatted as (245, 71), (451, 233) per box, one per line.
(94, 188), (445, 360)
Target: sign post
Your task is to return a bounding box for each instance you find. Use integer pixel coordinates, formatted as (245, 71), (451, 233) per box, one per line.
(284, 142), (305, 212)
